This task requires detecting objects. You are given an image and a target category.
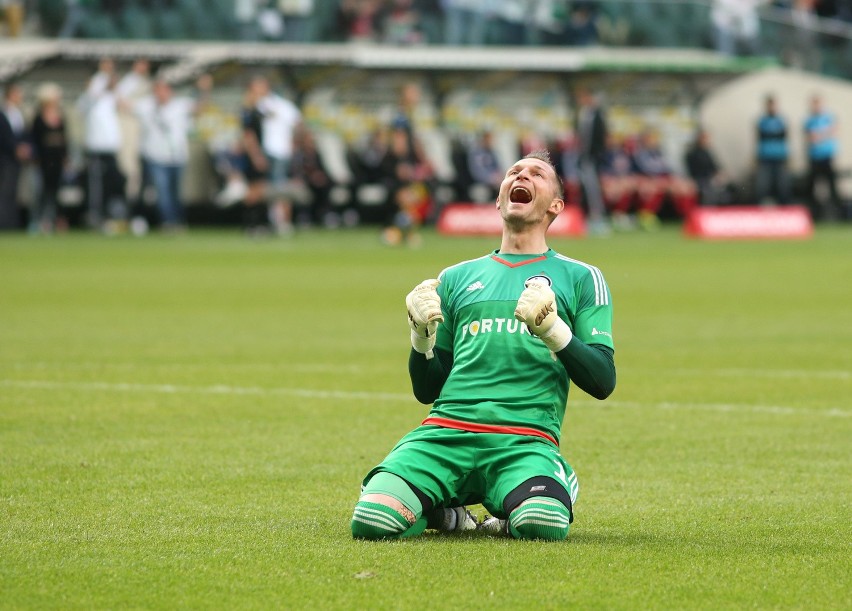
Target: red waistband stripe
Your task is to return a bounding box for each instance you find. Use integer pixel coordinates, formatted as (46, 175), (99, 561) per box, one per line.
(421, 416), (558, 446)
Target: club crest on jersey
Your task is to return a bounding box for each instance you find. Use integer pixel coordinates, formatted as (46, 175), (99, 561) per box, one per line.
(526, 274), (552, 287)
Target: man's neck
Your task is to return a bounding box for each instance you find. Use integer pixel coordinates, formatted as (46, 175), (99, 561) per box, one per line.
(499, 228), (549, 255)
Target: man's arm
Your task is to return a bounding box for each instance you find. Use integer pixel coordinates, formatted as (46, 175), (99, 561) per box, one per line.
(515, 278), (616, 400)
(409, 346), (452, 404)
(405, 279), (450, 403)
(556, 341), (615, 400)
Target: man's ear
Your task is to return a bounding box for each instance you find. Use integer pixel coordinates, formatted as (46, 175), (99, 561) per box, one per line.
(549, 198), (565, 216)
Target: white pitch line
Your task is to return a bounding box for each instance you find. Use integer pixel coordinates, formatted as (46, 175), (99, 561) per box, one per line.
(8, 362), (851, 380)
(0, 379), (411, 402)
(1, 379), (849, 418)
(671, 368), (852, 381)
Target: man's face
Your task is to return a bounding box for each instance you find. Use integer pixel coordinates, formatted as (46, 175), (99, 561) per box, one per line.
(496, 158), (563, 226)
(810, 96), (822, 114)
(154, 81), (171, 104)
(251, 78), (270, 98)
(7, 86), (23, 107)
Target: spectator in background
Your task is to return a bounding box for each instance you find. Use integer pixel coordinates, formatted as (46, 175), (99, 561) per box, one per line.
(235, 0), (262, 41)
(0, 81), (28, 230)
(239, 78), (270, 234)
(684, 128), (733, 206)
(599, 132), (638, 228)
(755, 94), (791, 204)
(290, 127), (334, 226)
(279, 0), (316, 42)
(467, 130), (503, 201)
(29, 82), (69, 234)
(554, 131), (583, 207)
(346, 126), (388, 223)
(132, 77), (207, 231)
(58, 0), (90, 39)
(574, 86), (609, 234)
(77, 59), (121, 229)
(382, 125), (432, 246)
(530, 0), (567, 46)
(337, 0), (383, 42)
(442, 0), (488, 45)
(348, 126), (389, 187)
(632, 129), (698, 227)
(413, 0), (445, 43)
(392, 82), (422, 149)
(76, 59), (148, 231)
(711, 0), (764, 56)
(785, 0), (822, 71)
(491, 0), (527, 45)
(565, 1), (599, 46)
(2, 0), (25, 37)
(258, 1), (286, 41)
(803, 93), (842, 219)
(252, 75), (302, 235)
(380, 0), (424, 45)
(390, 82), (435, 202)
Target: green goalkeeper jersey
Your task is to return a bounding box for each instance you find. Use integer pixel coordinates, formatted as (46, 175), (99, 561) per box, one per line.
(427, 248), (614, 446)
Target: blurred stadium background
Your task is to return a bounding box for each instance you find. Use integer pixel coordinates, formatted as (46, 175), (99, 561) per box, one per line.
(1, 0), (851, 233)
(3, 4), (852, 607)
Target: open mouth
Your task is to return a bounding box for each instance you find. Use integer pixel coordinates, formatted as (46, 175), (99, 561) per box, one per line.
(510, 186), (532, 204)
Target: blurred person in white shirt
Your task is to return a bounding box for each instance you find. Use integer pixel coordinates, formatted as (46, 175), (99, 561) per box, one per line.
(711, 0), (767, 56)
(76, 58), (150, 230)
(133, 76), (208, 231)
(251, 75), (302, 235)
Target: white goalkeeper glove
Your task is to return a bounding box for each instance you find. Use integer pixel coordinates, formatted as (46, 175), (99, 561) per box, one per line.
(406, 279), (444, 359)
(514, 278), (573, 352)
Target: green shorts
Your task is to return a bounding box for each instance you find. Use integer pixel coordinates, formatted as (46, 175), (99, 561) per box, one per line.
(364, 426), (579, 519)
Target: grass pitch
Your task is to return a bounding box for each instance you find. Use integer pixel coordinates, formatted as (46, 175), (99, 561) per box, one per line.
(1, 226), (850, 609)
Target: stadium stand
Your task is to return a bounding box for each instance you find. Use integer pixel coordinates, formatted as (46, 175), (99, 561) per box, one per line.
(3, 1), (851, 230)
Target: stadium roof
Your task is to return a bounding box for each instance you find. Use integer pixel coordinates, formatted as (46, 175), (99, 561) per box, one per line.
(1, 40), (775, 84)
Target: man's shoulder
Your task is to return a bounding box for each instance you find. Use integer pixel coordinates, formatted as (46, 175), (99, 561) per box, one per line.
(437, 253), (494, 283)
(549, 251), (609, 283)
(548, 253), (611, 307)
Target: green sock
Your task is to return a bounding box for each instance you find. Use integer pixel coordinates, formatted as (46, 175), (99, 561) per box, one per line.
(508, 497), (571, 541)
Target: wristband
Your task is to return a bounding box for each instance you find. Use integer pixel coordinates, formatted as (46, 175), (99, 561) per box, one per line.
(538, 318), (573, 352)
(411, 330), (436, 359)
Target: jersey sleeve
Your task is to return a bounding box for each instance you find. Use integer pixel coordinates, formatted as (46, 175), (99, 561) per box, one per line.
(570, 266), (614, 351)
(434, 269), (455, 354)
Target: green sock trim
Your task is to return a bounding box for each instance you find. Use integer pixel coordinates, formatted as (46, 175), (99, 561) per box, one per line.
(352, 501), (410, 539)
(352, 472), (425, 540)
(508, 497), (571, 541)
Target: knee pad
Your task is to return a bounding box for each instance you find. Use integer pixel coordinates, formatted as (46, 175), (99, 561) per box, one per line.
(351, 471), (425, 540)
(508, 496), (572, 541)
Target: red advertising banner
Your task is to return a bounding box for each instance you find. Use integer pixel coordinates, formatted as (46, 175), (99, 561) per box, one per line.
(683, 206), (813, 240)
(437, 204), (586, 236)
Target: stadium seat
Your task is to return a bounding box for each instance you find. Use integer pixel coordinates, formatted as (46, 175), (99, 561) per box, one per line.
(79, 13), (121, 39)
(190, 13), (225, 40)
(154, 8), (188, 40)
(201, 0), (234, 40)
(120, 4), (155, 40)
(619, 1), (654, 46)
(170, 0), (229, 40)
(679, 2), (712, 49)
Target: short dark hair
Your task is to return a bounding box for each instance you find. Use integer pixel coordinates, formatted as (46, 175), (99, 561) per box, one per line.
(523, 149), (564, 200)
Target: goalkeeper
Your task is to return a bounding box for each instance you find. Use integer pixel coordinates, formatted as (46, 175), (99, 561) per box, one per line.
(351, 151), (616, 541)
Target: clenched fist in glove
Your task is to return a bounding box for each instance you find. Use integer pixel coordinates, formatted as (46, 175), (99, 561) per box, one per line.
(406, 279), (444, 359)
(514, 277), (573, 352)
